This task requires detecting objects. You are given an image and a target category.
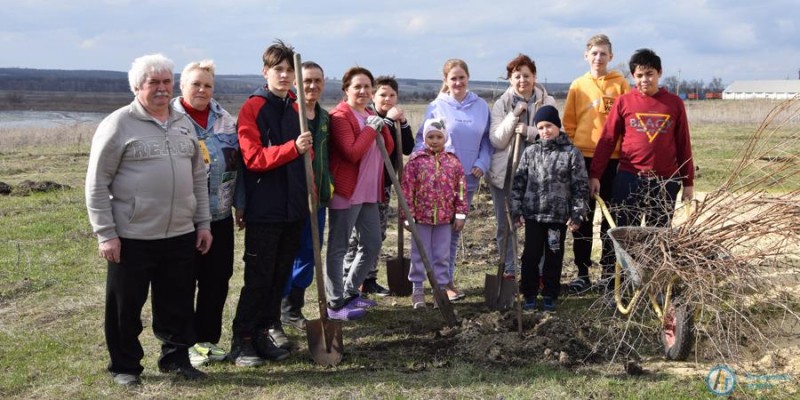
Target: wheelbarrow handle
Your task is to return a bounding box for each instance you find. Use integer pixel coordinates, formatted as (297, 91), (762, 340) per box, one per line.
(593, 194), (617, 229)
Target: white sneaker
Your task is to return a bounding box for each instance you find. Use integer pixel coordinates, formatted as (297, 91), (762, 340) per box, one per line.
(411, 289), (426, 309)
(190, 342), (228, 367)
(189, 345), (208, 367)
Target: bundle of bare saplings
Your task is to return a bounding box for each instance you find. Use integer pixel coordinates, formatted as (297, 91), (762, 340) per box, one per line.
(605, 95), (800, 365)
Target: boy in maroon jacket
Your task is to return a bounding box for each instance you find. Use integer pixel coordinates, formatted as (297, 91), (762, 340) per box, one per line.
(589, 48), (694, 273)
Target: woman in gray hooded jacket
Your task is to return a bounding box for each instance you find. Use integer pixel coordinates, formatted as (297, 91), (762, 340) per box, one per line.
(488, 54), (555, 278)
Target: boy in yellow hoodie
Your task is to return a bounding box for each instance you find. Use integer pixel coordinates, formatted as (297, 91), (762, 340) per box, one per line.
(562, 34), (630, 293)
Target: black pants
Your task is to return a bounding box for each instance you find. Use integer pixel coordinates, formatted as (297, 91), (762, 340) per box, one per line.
(231, 221), (304, 338)
(572, 158), (618, 277)
(194, 216), (234, 344)
(520, 221), (567, 300)
(105, 232), (197, 375)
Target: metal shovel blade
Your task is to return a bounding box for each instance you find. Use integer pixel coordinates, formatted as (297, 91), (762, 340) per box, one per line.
(306, 318), (343, 367)
(484, 273), (517, 310)
(386, 256), (412, 296)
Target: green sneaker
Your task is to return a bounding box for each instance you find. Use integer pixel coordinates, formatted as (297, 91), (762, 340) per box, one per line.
(189, 345), (208, 367)
(191, 342), (228, 367)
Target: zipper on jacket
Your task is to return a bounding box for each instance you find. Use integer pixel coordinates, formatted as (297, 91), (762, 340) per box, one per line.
(433, 154), (440, 225)
(164, 122), (176, 236)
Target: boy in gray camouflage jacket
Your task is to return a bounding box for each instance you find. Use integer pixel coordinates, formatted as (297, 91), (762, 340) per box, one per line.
(510, 105), (589, 312)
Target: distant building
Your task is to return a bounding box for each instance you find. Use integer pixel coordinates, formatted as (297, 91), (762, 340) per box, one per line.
(722, 80), (800, 100)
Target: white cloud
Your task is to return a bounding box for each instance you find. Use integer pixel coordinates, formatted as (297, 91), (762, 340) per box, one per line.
(0, 0), (798, 83)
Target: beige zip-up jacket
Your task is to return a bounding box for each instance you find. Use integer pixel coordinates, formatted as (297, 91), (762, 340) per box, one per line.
(85, 99), (211, 242)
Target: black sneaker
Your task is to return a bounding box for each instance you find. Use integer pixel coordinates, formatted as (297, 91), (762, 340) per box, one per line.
(231, 337), (266, 367)
(255, 330), (291, 361)
(268, 325), (292, 350)
(158, 362), (207, 381)
(567, 277), (591, 295)
(360, 278), (390, 297)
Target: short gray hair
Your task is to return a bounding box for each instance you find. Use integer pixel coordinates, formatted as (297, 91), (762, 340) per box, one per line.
(128, 53), (174, 94)
(180, 59), (216, 88)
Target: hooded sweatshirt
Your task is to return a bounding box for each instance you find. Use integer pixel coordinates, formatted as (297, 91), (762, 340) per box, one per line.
(562, 70), (630, 158)
(415, 91), (492, 192)
(488, 84), (556, 189)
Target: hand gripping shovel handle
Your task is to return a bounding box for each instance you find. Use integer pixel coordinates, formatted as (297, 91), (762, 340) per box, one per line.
(293, 54), (331, 325)
(374, 132), (458, 327)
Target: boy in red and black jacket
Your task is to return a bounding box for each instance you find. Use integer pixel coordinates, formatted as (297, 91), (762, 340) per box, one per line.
(229, 40), (313, 367)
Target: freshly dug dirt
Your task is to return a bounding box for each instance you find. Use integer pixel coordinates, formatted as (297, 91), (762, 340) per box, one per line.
(15, 180), (71, 194)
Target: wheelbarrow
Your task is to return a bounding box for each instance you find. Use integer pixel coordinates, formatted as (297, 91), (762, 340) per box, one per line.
(595, 194), (696, 361)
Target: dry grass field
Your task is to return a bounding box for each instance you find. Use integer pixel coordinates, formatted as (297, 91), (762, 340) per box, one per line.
(0, 98), (798, 399)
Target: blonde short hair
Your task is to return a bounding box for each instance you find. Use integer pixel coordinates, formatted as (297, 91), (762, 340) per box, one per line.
(586, 34), (613, 54)
(180, 59), (216, 88)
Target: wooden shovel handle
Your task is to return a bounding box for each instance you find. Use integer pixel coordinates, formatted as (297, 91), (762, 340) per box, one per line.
(395, 121), (404, 258)
(293, 54), (330, 324)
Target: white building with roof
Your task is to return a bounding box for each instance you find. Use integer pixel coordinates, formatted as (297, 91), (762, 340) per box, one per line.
(722, 80), (800, 100)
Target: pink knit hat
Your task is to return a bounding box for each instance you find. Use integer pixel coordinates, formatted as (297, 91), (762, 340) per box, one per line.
(422, 118), (449, 143)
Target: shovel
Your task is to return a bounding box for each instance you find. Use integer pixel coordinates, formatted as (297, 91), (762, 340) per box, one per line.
(484, 132), (522, 310)
(294, 53), (343, 366)
(386, 121), (412, 296)
(374, 131), (458, 326)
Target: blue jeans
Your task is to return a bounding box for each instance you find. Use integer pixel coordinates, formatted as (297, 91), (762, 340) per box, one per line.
(612, 170), (681, 228)
(284, 208), (327, 296)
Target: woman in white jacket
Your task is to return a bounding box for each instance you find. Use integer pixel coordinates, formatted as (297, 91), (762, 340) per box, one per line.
(488, 54), (555, 278)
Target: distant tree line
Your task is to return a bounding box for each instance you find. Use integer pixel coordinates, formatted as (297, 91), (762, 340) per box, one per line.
(0, 68), (572, 105)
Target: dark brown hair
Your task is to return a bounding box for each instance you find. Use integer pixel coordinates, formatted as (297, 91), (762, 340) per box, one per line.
(341, 66), (375, 92)
(505, 54), (537, 79)
(262, 39), (295, 69)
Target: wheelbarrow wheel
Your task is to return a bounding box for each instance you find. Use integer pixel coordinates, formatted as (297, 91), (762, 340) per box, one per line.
(662, 299), (695, 361)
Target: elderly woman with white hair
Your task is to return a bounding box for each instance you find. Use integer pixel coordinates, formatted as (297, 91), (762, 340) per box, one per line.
(85, 53), (212, 385)
(170, 60), (242, 368)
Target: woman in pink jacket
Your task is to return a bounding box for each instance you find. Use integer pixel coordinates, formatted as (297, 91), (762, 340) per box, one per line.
(401, 118), (468, 309)
(326, 66), (395, 321)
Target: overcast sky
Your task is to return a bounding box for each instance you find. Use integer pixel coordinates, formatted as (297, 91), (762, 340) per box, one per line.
(2, 0), (798, 84)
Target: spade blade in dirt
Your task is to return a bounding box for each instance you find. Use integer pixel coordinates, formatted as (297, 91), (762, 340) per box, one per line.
(386, 121), (412, 297)
(484, 273), (517, 310)
(306, 318), (344, 367)
(483, 133), (522, 311)
(387, 256), (412, 296)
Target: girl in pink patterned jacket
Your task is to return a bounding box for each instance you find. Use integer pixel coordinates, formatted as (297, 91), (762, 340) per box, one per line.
(401, 118), (468, 309)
